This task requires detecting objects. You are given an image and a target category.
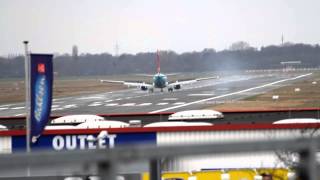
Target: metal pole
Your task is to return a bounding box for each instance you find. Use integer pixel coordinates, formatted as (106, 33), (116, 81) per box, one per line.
(98, 161), (116, 180)
(150, 159), (161, 180)
(23, 41), (31, 153)
(307, 140), (317, 180)
(296, 140), (317, 180)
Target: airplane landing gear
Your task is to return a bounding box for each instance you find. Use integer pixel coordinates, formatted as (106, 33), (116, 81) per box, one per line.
(168, 87), (173, 92)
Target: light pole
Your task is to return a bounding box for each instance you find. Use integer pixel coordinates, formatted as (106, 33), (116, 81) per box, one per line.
(23, 41), (31, 153)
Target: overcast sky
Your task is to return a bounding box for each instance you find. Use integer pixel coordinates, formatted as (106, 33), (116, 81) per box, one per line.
(1, 0), (319, 56)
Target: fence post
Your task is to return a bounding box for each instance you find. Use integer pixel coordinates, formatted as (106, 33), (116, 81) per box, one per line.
(98, 161), (117, 180)
(150, 159), (161, 180)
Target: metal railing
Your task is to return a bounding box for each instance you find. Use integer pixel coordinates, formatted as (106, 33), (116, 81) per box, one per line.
(0, 137), (318, 180)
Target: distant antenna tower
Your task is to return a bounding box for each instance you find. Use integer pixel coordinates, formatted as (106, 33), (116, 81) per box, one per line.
(281, 34), (284, 46)
(114, 42), (119, 57)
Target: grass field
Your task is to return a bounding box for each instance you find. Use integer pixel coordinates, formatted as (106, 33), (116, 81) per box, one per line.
(210, 71), (320, 111)
(1, 71), (319, 110)
(0, 73), (212, 105)
(0, 77), (125, 105)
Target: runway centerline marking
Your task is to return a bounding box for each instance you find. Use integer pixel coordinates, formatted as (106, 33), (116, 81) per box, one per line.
(88, 103), (102, 107)
(121, 103), (136, 106)
(77, 96), (104, 100)
(188, 94), (214, 96)
(149, 73), (312, 113)
(157, 102), (169, 106)
(138, 103), (152, 106)
(11, 106), (25, 110)
(105, 103), (118, 106)
(173, 102), (186, 105)
(64, 104), (77, 108)
(163, 98), (178, 101)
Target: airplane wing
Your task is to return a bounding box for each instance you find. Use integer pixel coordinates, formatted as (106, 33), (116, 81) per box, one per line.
(166, 73), (180, 76)
(133, 73), (180, 77)
(169, 79), (197, 86)
(100, 80), (153, 88)
(169, 76), (218, 86)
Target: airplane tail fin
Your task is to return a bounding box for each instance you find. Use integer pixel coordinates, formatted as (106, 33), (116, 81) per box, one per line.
(156, 50), (160, 74)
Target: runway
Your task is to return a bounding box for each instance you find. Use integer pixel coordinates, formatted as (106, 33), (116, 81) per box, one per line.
(0, 72), (313, 117)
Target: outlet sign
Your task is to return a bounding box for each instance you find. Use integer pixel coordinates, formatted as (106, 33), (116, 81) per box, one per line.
(12, 132), (156, 152)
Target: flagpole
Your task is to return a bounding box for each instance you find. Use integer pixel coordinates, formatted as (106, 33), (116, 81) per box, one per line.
(23, 41), (31, 153)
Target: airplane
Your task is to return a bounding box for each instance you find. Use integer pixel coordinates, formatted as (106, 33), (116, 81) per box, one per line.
(100, 51), (217, 93)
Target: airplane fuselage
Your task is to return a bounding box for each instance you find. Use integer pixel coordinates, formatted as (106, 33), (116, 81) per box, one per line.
(153, 73), (168, 89)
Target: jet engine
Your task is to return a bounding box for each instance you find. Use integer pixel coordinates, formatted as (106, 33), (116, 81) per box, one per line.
(174, 84), (181, 89)
(140, 86), (148, 91)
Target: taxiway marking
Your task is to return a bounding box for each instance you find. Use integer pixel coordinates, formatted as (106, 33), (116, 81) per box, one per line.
(149, 73), (312, 113)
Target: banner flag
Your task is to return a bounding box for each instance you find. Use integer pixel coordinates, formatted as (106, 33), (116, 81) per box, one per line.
(30, 54), (53, 143)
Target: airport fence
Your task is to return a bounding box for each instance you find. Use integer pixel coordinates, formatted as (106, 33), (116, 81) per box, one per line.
(0, 137), (318, 180)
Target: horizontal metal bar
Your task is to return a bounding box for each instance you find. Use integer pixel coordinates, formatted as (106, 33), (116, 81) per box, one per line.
(0, 137), (318, 168)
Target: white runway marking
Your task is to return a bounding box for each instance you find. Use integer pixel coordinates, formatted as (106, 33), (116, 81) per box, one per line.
(51, 105), (60, 108)
(115, 98), (123, 101)
(88, 103), (102, 107)
(0, 107), (8, 111)
(121, 103), (136, 106)
(15, 113), (25, 116)
(150, 73), (312, 113)
(64, 104), (77, 108)
(91, 101), (103, 105)
(52, 108), (64, 111)
(11, 106), (25, 110)
(157, 102), (169, 106)
(52, 101), (65, 104)
(188, 94), (214, 96)
(138, 103), (152, 106)
(105, 103), (118, 106)
(77, 96), (104, 100)
(104, 100), (113, 103)
(162, 98), (178, 101)
(173, 102), (186, 105)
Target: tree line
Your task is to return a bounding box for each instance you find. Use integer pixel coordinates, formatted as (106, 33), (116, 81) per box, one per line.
(1, 42), (320, 78)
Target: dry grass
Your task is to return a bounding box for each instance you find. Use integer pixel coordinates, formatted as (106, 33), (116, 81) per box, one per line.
(0, 73), (207, 105)
(0, 77), (126, 104)
(210, 72), (320, 111)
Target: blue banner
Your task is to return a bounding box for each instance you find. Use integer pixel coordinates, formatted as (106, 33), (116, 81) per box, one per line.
(30, 54), (53, 143)
(12, 132), (156, 152)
